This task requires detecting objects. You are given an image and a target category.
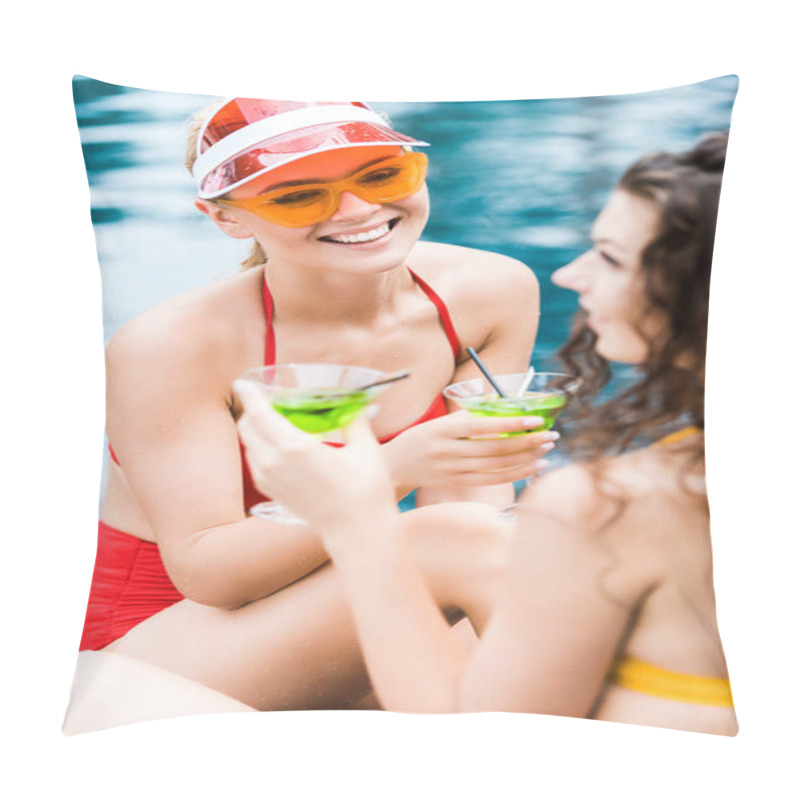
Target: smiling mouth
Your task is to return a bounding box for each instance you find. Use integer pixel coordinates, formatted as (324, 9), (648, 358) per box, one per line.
(320, 219), (398, 245)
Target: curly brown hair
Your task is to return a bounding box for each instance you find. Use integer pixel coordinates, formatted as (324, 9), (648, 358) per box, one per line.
(558, 132), (729, 462)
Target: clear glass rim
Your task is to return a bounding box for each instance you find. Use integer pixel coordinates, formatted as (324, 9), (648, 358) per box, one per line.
(241, 363), (390, 380)
(443, 371), (580, 400)
(239, 363), (392, 395)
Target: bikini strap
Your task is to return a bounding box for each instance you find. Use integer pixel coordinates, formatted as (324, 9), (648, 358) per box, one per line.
(262, 274), (276, 366)
(261, 268), (462, 365)
(655, 425), (702, 447)
(407, 269), (461, 360)
(609, 654), (733, 708)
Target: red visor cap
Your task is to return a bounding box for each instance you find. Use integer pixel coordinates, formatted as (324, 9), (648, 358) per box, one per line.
(195, 98), (428, 199)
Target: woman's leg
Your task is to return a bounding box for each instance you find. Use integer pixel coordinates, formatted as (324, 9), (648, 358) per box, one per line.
(106, 502), (512, 710)
(106, 561), (367, 710)
(402, 502), (512, 631)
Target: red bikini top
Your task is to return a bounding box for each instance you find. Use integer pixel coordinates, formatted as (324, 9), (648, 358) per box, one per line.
(110, 269), (462, 510)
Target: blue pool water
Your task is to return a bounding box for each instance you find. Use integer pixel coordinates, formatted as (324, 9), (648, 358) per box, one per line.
(74, 76), (738, 367)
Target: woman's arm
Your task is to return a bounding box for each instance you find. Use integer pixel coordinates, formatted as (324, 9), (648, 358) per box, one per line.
(458, 468), (642, 715)
(233, 385), (471, 709)
(105, 309), (330, 610)
(321, 512), (473, 712)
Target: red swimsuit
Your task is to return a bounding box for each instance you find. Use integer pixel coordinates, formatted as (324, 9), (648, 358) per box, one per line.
(79, 270), (462, 651)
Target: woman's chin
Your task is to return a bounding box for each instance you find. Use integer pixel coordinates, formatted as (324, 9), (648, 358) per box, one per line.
(321, 239), (418, 276)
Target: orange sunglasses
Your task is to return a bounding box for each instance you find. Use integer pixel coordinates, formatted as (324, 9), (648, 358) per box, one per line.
(216, 152), (428, 227)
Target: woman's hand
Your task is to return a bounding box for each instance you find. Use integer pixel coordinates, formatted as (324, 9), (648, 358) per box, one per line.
(234, 380), (397, 539)
(382, 410), (558, 496)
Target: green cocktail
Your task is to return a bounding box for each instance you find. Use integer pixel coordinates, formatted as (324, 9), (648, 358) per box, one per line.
(444, 372), (577, 438)
(239, 363), (401, 524)
(463, 391), (567, 434)
(271, 389), (371, 435)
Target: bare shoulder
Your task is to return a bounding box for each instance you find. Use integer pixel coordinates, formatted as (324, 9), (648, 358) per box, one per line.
(410, 242), (539, 351)
(106, 268), (264, 389)
(411, 240), (539, 303)
(525, 448), (703, 522)
(521, 448), (709, 568)
(514, 458), (670, 603)
(519, 461), (613, 529)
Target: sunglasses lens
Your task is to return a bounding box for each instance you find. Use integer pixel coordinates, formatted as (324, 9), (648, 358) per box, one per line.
(244, 188), (332, 227)
(354, 155), (427, 203)
(265, 188), (331, 226)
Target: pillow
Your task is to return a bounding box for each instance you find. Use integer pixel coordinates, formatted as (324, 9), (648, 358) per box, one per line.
(64, 75), (738, 734)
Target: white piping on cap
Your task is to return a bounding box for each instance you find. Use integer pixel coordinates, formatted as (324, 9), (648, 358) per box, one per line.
(193, 104), (392, 187)
(196, 142), (428, 200)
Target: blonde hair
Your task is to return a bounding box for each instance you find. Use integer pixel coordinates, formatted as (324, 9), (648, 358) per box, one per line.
(185, 102), (267, 271)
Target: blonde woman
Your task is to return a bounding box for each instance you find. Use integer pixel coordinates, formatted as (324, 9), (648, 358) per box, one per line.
(74, 98), (547, 713)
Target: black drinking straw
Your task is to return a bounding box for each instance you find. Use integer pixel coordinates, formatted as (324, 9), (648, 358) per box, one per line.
(466, 347), (507, 398)
(354, 370), (410, 392)
(308, 370), (410, 401)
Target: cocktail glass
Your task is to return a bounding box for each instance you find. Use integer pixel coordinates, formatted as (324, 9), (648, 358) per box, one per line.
(444, 372), (578, 436)
(444, 371), (579, 515)
(239, 363), (397, 525)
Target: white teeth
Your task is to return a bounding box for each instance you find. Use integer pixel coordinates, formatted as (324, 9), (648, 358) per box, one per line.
(327, 223), (390, 244)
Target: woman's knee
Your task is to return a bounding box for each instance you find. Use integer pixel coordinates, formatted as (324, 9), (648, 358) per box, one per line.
(401, 502), (513, 588)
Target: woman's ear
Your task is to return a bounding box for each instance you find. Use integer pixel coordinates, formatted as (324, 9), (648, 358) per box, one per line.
(195, 199), (254, 240)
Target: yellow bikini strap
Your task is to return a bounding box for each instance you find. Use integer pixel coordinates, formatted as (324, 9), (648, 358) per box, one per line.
(610, 655), (734, 708)
(655, 425), (702, 447)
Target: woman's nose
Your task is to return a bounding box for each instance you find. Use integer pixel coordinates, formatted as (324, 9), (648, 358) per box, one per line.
(330, 190), (383, 221)
(552, 251), (591, 292)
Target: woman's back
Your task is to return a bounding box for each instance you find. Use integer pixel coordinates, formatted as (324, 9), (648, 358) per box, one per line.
(516, 435), (736, 734)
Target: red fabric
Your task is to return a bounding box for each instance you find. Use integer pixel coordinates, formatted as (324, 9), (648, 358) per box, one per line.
(79, 521), (184, 651)
(405, 270), (461, 360)
(92, 269), (461, 649)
